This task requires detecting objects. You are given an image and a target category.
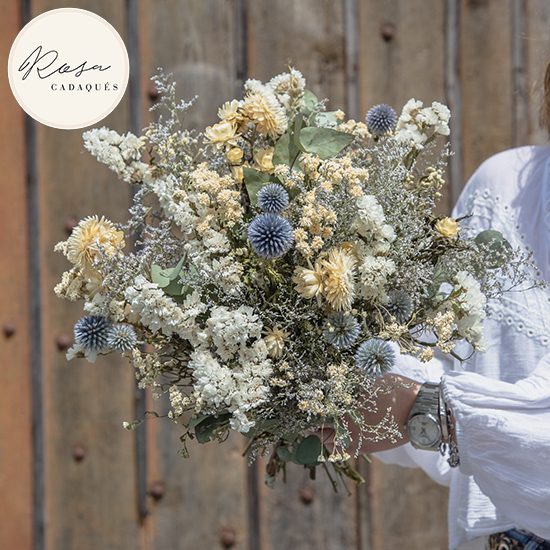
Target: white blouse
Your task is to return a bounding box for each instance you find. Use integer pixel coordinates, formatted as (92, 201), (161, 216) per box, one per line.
(375, 146), (550, 549)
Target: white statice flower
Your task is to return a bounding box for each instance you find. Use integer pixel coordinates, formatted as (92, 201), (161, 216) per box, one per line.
(354, 195), (396, 249)
(189, 350), (237, 408)
(66, 341), (99, 363)
(189, 344), (272, 434)
(207, 305), (263, 361)
(356, 255), (396, 301)
(147, 174), (200, 233)
(125, 276), (207, 346)
(452, 271), (489, 352)
(394, 98), (451, 149)
(83, 127), (148, 182)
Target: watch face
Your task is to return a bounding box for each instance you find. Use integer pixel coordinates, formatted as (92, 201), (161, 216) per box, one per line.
(407, 414), (440, 447)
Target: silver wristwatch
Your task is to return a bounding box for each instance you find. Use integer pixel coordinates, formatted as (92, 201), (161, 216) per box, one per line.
(406, 382), (442, 451)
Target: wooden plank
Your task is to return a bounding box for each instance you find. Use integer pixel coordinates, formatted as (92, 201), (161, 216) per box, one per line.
(0, 3), (34, 550)
(358, 0), (452, 216)
(511, 0), (529, 147)
(139, 2), (250, 549)
(246, 3), (359, 549)
(460, 0), (513, 179)
(29, 1), (141, 549)
(247, 0), (347, 113)
(526, 0), (550, 146)
(357, 2), (451, 549)
(368, 460), (449, 550)
(445, 0), (465, 209)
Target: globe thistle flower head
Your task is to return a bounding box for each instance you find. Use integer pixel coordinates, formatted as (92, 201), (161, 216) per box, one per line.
(247, 213), (294, 259)
(107, 324), (138, 353)
(366, 104), (397, 135)
(385, 290), (414, 324)
(74, 315), (112, 353)
(355, 339), (395, 378)
(323, 312), (361, 349)
(257, 183), (289, 213)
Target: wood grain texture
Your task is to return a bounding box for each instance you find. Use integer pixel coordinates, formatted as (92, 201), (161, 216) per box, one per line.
(357, 3), (450, 548)
(247, 0), (347, 113)
(139, 2), (250, 549)
(30, 1), (140, 549)
(0, 3), (33, 550)
(460, 0), (513, 180)
(258, 461), (359, 550)
(369, 459), (449, 550)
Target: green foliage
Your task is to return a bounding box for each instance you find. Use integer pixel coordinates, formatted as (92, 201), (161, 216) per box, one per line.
(474, 230), (512, 269)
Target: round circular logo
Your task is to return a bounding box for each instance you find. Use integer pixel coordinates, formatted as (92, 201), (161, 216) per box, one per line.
(8, 8), (129, 129)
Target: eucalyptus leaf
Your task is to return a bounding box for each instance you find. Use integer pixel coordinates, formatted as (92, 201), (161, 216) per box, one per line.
(151, 264), (171, 288)
(273, 133), (301, 167)
(295, 435), (323, 465)
(188, 413), (209, 428)
(298, 127), (354, 160)
(194, 413), (230, 444)
(169, 255), (187, 281)
(302, 89), (318, 110)
(277, 447), (292, 462)
(474, 230), (512, 268)
(311, 111), (338, 128)
(243, 167), (269, 206)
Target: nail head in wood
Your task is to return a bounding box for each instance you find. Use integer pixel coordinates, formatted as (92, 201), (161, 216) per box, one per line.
(219, 527), (237, 548)
(64, 217), (78, 235)
(149, 481), (166, 501)
(55, 332), (73, 351)
(380, 24), (395, 41)
(3, 322), (16, 338)
(299, 484), (315, 504)
(72, 443), (86, 462)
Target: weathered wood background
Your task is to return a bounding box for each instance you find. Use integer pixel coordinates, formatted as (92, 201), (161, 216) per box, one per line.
(1, 1), (549, 549)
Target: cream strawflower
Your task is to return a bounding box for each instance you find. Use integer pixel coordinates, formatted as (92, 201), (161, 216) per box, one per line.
(293, 259), (325, 304)
(263, 326), (288, 358)
(322, 248), (356, 311)
(67, 215), (125, 269)
(243, 91), (288, 139)
(435, 217), (459, 238)
(218, 99), (242, 123)
(254, 147), (275, 173)
(203, 121), (239, 149)
(226, 147), (244, 163)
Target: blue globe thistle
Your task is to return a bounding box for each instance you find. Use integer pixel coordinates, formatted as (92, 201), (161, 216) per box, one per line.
(107, 324), (137, 353)
(74, 315), (112, 353)
(323, 312), (361, 349)
(366, 104), (397, 135)
(355, 339), (395, 378)
(247, 213), (294, 259)
(257, 183), (289, 213)
(385, 291), (414, 324)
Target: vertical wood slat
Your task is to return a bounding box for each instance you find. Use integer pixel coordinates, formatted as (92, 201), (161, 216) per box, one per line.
(139, 3), (250, 550)
(246, 3), (359, 549)
(511, 0), (529, 147)
(356, 2), (450, 549)
(0, 2), (34, 550)
(445, 0), (465, 209)
(29, 2), (140, 550)
(460, 0), (513, 180)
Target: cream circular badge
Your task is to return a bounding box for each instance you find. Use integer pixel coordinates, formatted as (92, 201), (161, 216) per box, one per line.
(8, 8), (129, 129)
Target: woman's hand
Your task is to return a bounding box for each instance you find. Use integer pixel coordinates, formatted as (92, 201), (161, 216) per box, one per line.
(310, 374), (422, 455)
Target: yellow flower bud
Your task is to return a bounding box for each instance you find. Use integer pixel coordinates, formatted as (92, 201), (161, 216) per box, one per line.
(435, 217), (459, 238)
(226, 147), (243, 163)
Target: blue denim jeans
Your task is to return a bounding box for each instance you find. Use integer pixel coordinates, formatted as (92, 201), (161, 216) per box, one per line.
(487, 529), (550, 550)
